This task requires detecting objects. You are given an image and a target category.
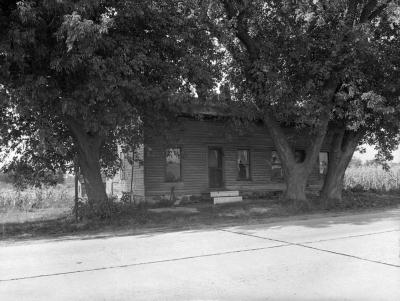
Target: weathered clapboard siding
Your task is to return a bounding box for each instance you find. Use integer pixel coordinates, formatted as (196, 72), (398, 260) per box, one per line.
(144, 118), (330, 198)
(106, 146), (145, 198)
(131, 146), (145, 198)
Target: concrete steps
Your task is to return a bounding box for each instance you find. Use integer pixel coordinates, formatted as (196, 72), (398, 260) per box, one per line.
(210, 191), (239, 198)
(211, 190), (242, 204)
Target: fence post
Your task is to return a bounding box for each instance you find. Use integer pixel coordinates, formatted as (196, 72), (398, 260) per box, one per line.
(74, 157), (79, 221)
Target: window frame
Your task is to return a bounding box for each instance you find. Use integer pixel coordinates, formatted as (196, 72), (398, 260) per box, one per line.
(294, 149), (306, 163)
(237, 149), (252, 181)
(319, 151), (329, 177)
(208, 146), (225, 188)
(270, 150), (284, 182)
(165, 147), (182, 183)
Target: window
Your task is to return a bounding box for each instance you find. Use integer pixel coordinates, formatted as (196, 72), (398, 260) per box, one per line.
(294, 150), (306, 163)
(271, 151), (283, 181)
(237, 150), (250, 180)
(319, 152), (328, 175)
(165, 148), (181, 182)
(120, 152), (126, 180)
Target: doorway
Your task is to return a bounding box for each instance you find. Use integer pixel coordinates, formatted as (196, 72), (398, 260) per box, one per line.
(208, 148), (224, 188)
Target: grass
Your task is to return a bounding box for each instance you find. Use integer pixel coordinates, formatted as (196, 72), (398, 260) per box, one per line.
(1, 207), (71, 224)
(0, 183), (75, 238)
(2, 190), (400, 242)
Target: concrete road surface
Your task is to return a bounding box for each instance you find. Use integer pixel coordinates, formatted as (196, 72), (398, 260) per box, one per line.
(1, 208), (400, 300)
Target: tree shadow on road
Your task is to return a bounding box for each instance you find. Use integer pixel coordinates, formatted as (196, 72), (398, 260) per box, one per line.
(2, 199), (399, 246)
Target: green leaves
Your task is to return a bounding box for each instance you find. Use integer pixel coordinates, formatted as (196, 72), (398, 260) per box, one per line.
(211, 0), (400, 131)
(0, 0), (221, 187)
(57, 10), (114, 52)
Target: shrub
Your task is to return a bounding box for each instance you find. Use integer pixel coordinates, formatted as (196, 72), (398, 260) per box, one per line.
(74, 196), (145, 221)
(157, 197), (175, 208)
(338, 190), (400, 209)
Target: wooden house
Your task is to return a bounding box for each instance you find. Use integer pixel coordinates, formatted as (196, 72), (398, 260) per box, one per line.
(106, 106), (330, 203)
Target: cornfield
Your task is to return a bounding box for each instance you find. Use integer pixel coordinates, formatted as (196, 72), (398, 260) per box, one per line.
(0, 184), (74, 212)
(344, 165), (400, 191)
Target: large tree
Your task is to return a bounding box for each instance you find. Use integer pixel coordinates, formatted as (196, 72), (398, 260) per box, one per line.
(205, 0), (400, 206)
(322, 99), (400, 206)
(0, 0), (220, 203)
(320, 1), (400, 205)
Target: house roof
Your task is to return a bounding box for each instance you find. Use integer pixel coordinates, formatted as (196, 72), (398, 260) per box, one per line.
(178, 102), (232, 117)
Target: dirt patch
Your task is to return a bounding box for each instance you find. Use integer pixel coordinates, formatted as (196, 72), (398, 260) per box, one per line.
(0, 208), (71, 224)
(149, 207), (199, 214)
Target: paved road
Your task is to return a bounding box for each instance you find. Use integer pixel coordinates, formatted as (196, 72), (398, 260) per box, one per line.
(1, 208), (400, 300)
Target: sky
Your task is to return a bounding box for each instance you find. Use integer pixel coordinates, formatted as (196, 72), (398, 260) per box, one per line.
(353, 144), (400, 163)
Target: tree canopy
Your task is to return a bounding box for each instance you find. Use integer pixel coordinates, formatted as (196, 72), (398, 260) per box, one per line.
(202, 0), (400, 204)
(1, 0), (400, 206)
(0, 0), (221, 201)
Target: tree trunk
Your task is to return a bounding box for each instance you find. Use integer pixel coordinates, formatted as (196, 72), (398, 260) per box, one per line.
(264, 111), (330, 207)
(283, 166), (310, 209)
(66, 118), (107, 204)
(259, 75), (339, 205)
(321, 128), (363, 207)
(74, 157), (79, 221)
(130, 150), (134, 204)
(76, 140), (107, 203)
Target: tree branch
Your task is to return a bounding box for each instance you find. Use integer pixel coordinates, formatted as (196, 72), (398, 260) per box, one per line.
(262, 110), (296, 166)
(359, 0), (392, 23)
(221, 0), (258, 59)
(63, 115), (104, 151)
(359, 0), (378, 23)
(346, 0), (361, 26)
(342, 129), (365, 153)
(303, 114), (330, 168)
(332, 127), (346, 155)
(368, 1), (393, 21)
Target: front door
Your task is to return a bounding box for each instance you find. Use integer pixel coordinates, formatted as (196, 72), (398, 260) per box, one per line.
(208, 148), (223, 188)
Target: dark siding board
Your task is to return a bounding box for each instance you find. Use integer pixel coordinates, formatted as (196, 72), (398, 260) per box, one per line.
(144, 119), (331, 197)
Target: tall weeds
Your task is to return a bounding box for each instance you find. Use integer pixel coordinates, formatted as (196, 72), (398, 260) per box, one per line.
(0, 184), (74, 212)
